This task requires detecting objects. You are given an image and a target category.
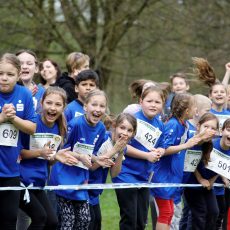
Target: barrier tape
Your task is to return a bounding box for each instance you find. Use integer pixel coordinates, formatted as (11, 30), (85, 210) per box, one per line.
(0, 182), (226, 203)
(0, 182), (225, 191)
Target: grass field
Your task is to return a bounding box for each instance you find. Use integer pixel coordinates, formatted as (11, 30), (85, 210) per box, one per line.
(100, 188), (153, 230)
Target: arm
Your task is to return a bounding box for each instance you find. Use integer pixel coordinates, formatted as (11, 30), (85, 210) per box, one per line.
(222, 62), (230, 86)
(127, 145), (161, 162)
(110, 152), (124, 178)
(194, 169), (211, 189)
(2, 103), (36, 134)
(164, 136), (200, 156)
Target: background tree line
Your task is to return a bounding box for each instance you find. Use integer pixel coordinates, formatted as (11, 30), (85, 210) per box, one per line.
(0, 0), (229, 113)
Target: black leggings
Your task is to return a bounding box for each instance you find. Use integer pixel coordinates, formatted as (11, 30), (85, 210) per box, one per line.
(0, 176), (21, 230)
(115, 188), (149, 230)
(19, 189), (58, 230)
(89, 204), (102, 230)
(184, 188), (219, 230)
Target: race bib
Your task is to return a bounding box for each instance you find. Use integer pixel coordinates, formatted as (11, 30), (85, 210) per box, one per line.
(73, 142), (94, 170)
(30, 133), (62, 159)
(206, 148), (230, 180)
(0, 122), (19, 147)
(134, 119), (162, 151)
(97, 138), (123, 166)
(184, 149), (202, 172)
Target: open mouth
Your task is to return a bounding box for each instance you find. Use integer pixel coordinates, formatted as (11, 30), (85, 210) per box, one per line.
(46, 112), (57, 120)
(21, 71), (30, 75)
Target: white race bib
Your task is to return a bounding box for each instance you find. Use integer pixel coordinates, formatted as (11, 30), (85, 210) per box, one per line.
(30, 133), (62, 159)
(0, 122), (19, 147)
(206, 148), (230, 179)
(184, 149), (202, 172)
(134, 119), (162, 151)
(73, 142), (94, 170)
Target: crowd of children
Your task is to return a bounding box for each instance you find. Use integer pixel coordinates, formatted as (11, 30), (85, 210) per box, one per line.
(0, 50), (230, 230)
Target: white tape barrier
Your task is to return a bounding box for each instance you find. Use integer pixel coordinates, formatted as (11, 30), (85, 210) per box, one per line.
(0, 182), (225, 203)
(0, 182), (225, 191)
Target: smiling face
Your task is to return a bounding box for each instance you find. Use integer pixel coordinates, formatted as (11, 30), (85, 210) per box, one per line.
(140, 91), (163, 119)
(17, 52), (38, 83)
(209, 84), (227, 107)
(41, 93), (65, 127)
(0, 61), (19, 93)
(84, 95), (107, 126)
(113, 119), (135, 142)
(41, 60), (58, 84)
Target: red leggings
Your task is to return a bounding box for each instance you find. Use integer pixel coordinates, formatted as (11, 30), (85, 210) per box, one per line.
(155, 198), (174, 225)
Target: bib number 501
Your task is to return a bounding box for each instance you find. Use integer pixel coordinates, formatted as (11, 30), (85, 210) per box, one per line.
(218, 161), (230, 172)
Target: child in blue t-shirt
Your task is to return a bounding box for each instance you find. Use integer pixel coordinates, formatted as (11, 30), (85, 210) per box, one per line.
(113, 85), (165, 230)
(49, 89), (107, 229)
(0, 53), (37, 229)
(19, 87), (78, 229)
(209, 83), (230, 133)
(152, 93), (201, 230)
(88, 113), (137, 230)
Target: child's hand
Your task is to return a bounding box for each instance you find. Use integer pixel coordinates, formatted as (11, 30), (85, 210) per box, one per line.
(95, 155), (115, 168)
(225, 62), (230, 72)
(40, 141), (53, 160)
(222, 177), (230, 188)
(199, 178), (211, 189)
(79, 154), (92, 168)
(146, 150), (161, 163)
(55, 147), (79, 166)
(185, 136), (200, 149)
(2, 104), (16, 121)
(114, 135), (128, 152)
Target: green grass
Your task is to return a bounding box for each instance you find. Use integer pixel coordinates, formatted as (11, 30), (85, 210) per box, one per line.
(100, 187), (153, 230)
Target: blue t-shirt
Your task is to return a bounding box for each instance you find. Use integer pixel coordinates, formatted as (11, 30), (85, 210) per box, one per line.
(33, 84), (45, 113)
(64, 99), (84, 123)
(151, 117), (188, 199)
(212, 138), (230, 195)
(49, 115), (106, 201)
(173, 121), (198, 204)
(113, 110), (165, 183)
(20, 114), (60, 187)
(0, 84), (36, 177)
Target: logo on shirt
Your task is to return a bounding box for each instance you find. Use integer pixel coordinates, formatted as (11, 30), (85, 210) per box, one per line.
(16, 100), (24, 111)
(93, 135), (100, 145)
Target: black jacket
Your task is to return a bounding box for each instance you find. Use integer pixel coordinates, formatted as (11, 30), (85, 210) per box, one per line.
(54, 72), (76, 104)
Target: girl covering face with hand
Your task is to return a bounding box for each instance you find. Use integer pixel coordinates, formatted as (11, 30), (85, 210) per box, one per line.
(88, 113), (137, 230)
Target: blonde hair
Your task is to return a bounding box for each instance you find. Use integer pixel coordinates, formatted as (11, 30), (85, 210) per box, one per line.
(66, 52), (90, 74)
